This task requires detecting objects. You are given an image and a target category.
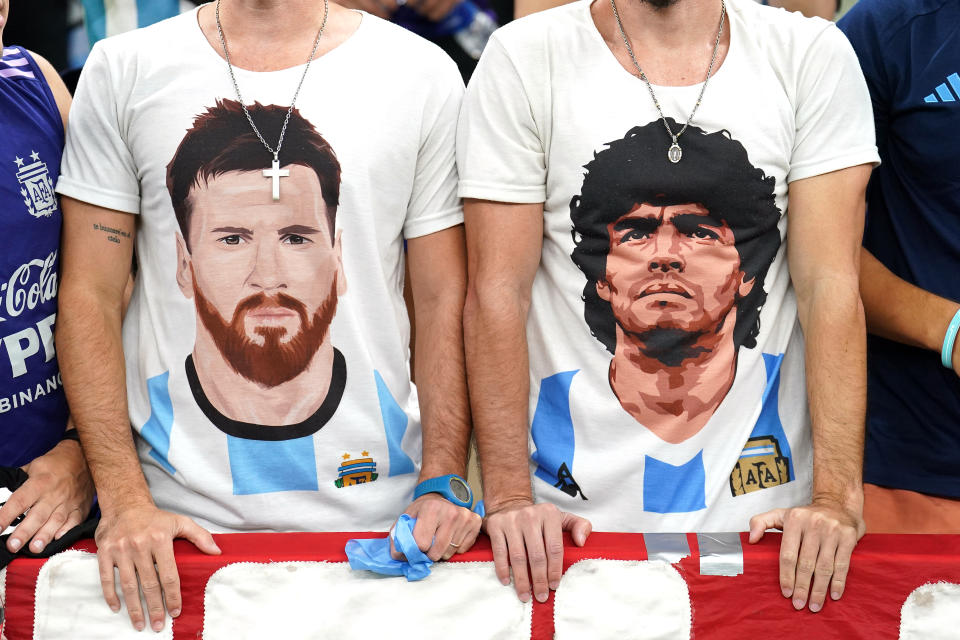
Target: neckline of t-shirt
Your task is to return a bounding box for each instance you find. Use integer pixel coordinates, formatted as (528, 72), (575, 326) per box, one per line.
(581, 0), (741, 91)
(189, 5), (369, 77)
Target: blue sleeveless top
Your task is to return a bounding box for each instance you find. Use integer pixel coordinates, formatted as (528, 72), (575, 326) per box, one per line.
(0, 46), (68, 466)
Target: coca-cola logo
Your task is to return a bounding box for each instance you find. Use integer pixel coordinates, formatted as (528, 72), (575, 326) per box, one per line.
(0, 251), (58, 323)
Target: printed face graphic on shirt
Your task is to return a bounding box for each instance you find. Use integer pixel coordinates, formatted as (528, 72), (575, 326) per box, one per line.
(569, 119), (782, 441)
(180, 166), (344, 388)
(166, 99), (346, 433)
(597, 202), (753, 340)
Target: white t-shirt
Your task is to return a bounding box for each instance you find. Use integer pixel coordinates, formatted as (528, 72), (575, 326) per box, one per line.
(457, 0), (878, 532)
(58, 9), (463, 533)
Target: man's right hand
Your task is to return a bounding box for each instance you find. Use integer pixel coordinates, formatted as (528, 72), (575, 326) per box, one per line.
(95, 505), (221, 632)
(483, 501), (591, 603)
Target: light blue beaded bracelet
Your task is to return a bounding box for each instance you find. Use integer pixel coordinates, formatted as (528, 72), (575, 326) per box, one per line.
(941, 308), (960, 369)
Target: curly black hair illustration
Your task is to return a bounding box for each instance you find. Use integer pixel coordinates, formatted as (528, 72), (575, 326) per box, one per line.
(570, 119), (782, 354)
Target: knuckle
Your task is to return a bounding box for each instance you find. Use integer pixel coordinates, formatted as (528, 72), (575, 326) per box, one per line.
(833, 560), (850, 573)
(528, 551), (547, 568)
(547, 541), (564, 557)
(780, 552), (797, 566)
(509, 551), (527, 565)
(797, 559), (817, 574)
(120, 580), (139, 593)
(160, 574), (179, 588)
(140, 579), (160, 593)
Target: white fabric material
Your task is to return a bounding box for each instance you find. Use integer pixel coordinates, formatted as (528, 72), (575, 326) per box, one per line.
(202, 561), (532, 639)
(32, 551), (173, 640)
(456, 0), (878, 531)
(57, 10), (463, 533)
(900, 582), (960, 640)
(554, 560), (691, 639)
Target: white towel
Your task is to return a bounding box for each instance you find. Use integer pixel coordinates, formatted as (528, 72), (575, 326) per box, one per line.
(554, 560), (692, 640)
(203, 561), (531, 640)
(900, 582), (960, 640)
(32, 550), (173, 640)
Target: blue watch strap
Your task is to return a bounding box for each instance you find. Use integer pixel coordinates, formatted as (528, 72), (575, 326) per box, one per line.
(414, 474), (472, 509)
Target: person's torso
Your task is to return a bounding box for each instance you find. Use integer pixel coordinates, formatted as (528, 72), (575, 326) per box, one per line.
(840, 0), (960, 497)
(86, 12), (457, 530)
(488, 0), (848, 529)
(0, 46), (68, 466)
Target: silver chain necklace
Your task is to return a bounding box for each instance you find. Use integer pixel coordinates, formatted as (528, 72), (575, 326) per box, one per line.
(610, 0), (725, 163)
(215, 0), (330, 200)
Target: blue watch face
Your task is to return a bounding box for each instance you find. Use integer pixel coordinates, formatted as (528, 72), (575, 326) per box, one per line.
(450, 477), (470, 503)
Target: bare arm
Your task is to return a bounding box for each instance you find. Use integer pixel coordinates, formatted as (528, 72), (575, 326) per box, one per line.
(464, 200), (541, 511)
(29, 50), (71, 129)
(57, 197), (145, 513)
(859, 248), (960, 371)
(750, 164), (872, 614)
(398, 224), (481, 560)
(57, 197), (219, 634)
(463, 199), (591, 604)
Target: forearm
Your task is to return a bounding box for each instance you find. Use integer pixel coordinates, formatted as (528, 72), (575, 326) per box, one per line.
(415, 292), (472, 481)
(860, 248), (960, 354)
(56, 287), (151, 514)
(799, 280), (866, 509)
(463, 288), (534, 511)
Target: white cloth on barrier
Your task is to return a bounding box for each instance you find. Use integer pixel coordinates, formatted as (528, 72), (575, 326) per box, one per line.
(554, 560), (691, 640)
(33, 550), (172, 640)
(900, 582), (960, 640)
(203, 561), (531, 640)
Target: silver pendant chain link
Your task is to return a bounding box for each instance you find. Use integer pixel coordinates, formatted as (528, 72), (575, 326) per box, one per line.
(610, 0), (725, 161)
(215, 0), (330, 164)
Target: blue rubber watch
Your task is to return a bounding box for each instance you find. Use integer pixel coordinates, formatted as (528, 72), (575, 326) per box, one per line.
(414, 474), (473, 509)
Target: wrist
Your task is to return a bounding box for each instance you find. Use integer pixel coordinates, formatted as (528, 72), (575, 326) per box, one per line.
(812, 485), (863, 515)
(96, 485), (155, 515)
(941, 308), (960, 368)
(483, 495), (535, 515)
(414, 474), (473, 508)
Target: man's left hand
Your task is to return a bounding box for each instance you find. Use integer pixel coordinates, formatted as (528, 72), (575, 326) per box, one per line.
(749, 498), (865, 613)
(391, 493), (481, 561)
(0, 437), (95, 554)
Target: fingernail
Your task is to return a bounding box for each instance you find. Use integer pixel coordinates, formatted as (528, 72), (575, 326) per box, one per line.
(793, 598), (805, 610)
(152, 621), (163, 632)
(536, 591), (548, 603)
(782, 587), (792, 598)
(500, 577), (510, 586)
(831, 591), (841, 601)
(31, 539), (44, 552)
(519, 592), (531, 603)
(809, 602), (821, 613)
(135, 621), (145, 631)
(549, 580), (560, 590)
(9, 538), (20, 551)
(170, 608), (181, 617)
(110, 604), (121, 613)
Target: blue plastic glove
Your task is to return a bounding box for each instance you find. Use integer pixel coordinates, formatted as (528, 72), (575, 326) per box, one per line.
(345, 514), (433, 581)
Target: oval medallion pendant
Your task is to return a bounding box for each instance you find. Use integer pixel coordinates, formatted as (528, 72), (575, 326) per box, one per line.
(668, 142), (682, 164)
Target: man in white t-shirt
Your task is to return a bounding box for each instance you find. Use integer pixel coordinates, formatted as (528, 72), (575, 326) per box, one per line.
(459, 0), (877, 615)
(55, 0), (478, 633)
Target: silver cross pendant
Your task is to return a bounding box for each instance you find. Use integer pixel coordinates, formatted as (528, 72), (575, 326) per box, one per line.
(262, 154), (290, 201)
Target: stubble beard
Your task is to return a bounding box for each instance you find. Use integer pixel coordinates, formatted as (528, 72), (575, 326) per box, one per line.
(193, 274), (339, 389)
